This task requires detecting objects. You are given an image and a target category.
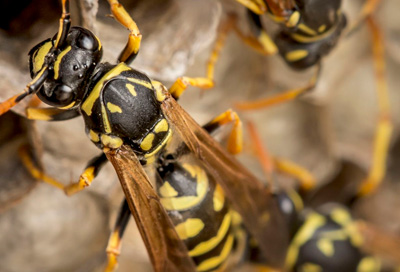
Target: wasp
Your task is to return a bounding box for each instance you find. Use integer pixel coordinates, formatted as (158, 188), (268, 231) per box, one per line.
(0, 0), (290, 271)
(244, 121), (400, 272)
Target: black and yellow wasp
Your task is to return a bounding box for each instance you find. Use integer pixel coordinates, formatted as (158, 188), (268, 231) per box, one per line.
(244, 122), (400, 272)
(0, 0), (290, 271)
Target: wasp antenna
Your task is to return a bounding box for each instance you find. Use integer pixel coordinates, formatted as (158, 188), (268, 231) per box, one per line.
(54, 0), (71, 49)
(0, 67), (48, 116)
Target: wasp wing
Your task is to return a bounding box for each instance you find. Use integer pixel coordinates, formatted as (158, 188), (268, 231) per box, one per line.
(105, 145), (196, 272)
(160, 91), (289, 268)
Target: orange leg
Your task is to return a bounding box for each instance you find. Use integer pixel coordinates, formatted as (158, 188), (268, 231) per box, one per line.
(107, 0), (142, 64)
(357, 16), (392, 197)
(235, 64), (321, 111)
(247, 121), (316, 191)
(203, 109), (243, 155)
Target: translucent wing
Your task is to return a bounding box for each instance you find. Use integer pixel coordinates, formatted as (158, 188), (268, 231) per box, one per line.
(160, 91), (289, 268)
(105, 145), (196, 272)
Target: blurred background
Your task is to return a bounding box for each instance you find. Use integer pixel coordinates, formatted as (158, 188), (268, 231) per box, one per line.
(0, 0), (399, 271)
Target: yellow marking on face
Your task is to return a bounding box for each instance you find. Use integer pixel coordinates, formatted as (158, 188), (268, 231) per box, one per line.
(258, 31), (278, 54)
(266, 13), (286, 23)
(154, 119), (169, 133)
(126, 83), (137, 96)
(357, 256), (381, 272)
(331, 208), (351, 225)
(26, 108), (53, 121)
(196, 234), (234, 272)
(318, 24), (327, 33)
(213, 184), (225, 212)
(317, 238), (334, 257)
(54, 46), (72, 79)
(89, 130), (100, 142)
(33, 41), (52, 74)
(82, 63), (131, 116)
(287, 189), (304, 212)
(107, 102), (122, 113)
(298, 24), (317, 36)
(160, 163), (209, 211)
(299, 263), (323, 272)
(101, 103), (112, 134)
(101, 134), (123, 149)
(159, 182), (178, 197)
(144, 129), (172, 164)
(127, 77), (153, 89)
(286, 50), (309, 62)
(140, 133), (155, 151)
(189, 212), (232, 257)
(175, 218), (204, 240)
(59, 101), (76, 109)
(286, 11), (300, 28)
(285, 212), (325, 270)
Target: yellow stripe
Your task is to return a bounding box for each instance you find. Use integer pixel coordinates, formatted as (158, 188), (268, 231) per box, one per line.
(213, 184), (225, 212)
(286, 11), (300, 28)
(285, 213), (325, 270)
(101, 103), (112, 133)
(316, 238), (334, 257)
(299, 263), (323, 272)
(89, 130), (100, 142)
(189, 212), (231, 257)
(127, 77), (153, 89)
(298, 24), (317, 36)
(154, 119), (169, 133)
(144, 129), (172, 164)
(126, 83), (137, 96)
(290, 22), (338, 44)
(357, 257), (381, 272)
(107, 102), (122, 113)
(33, 41), (52, 74)
(318, 24), (327, 33)
(330, 208), (351, 225)
(159, 182), (178, 197)
(100, 134), (123, 149)
(160, 164), (209, 211)
(82, 63), (131, 116)
(140, 133), (155, 151)
(285, 50), (309, 62)
(54, 46), (72, 79)
(196, 234), (234, 272)
(59, 101), (76, 109)
(175, 218), (204, 240)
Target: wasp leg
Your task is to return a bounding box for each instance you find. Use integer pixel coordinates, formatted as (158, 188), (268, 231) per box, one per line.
(357, 17), (392, 197)
(26, 107), (80, 121)
(64, 153), (108, 196)
(168, 76), (214, 100)
(104, 200), (131, 272)
(202, 109), (243, 154)
(235, 0), (267, 15)
(345, 0), (382, 36)
(247, 121), (316, 191)
(234, 63), (321, 111)
(19, 144), (108, 196)
(107, 0), (142, 64)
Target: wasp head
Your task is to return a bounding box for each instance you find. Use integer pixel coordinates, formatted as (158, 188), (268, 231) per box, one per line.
(28, 26), (103, 108)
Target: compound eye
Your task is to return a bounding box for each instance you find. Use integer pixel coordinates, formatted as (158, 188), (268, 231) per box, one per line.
(52, 84), (75, 105)
(76, 30), (98, 51)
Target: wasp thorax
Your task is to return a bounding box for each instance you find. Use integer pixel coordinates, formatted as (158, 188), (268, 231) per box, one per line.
(28, 26), (103, 108)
